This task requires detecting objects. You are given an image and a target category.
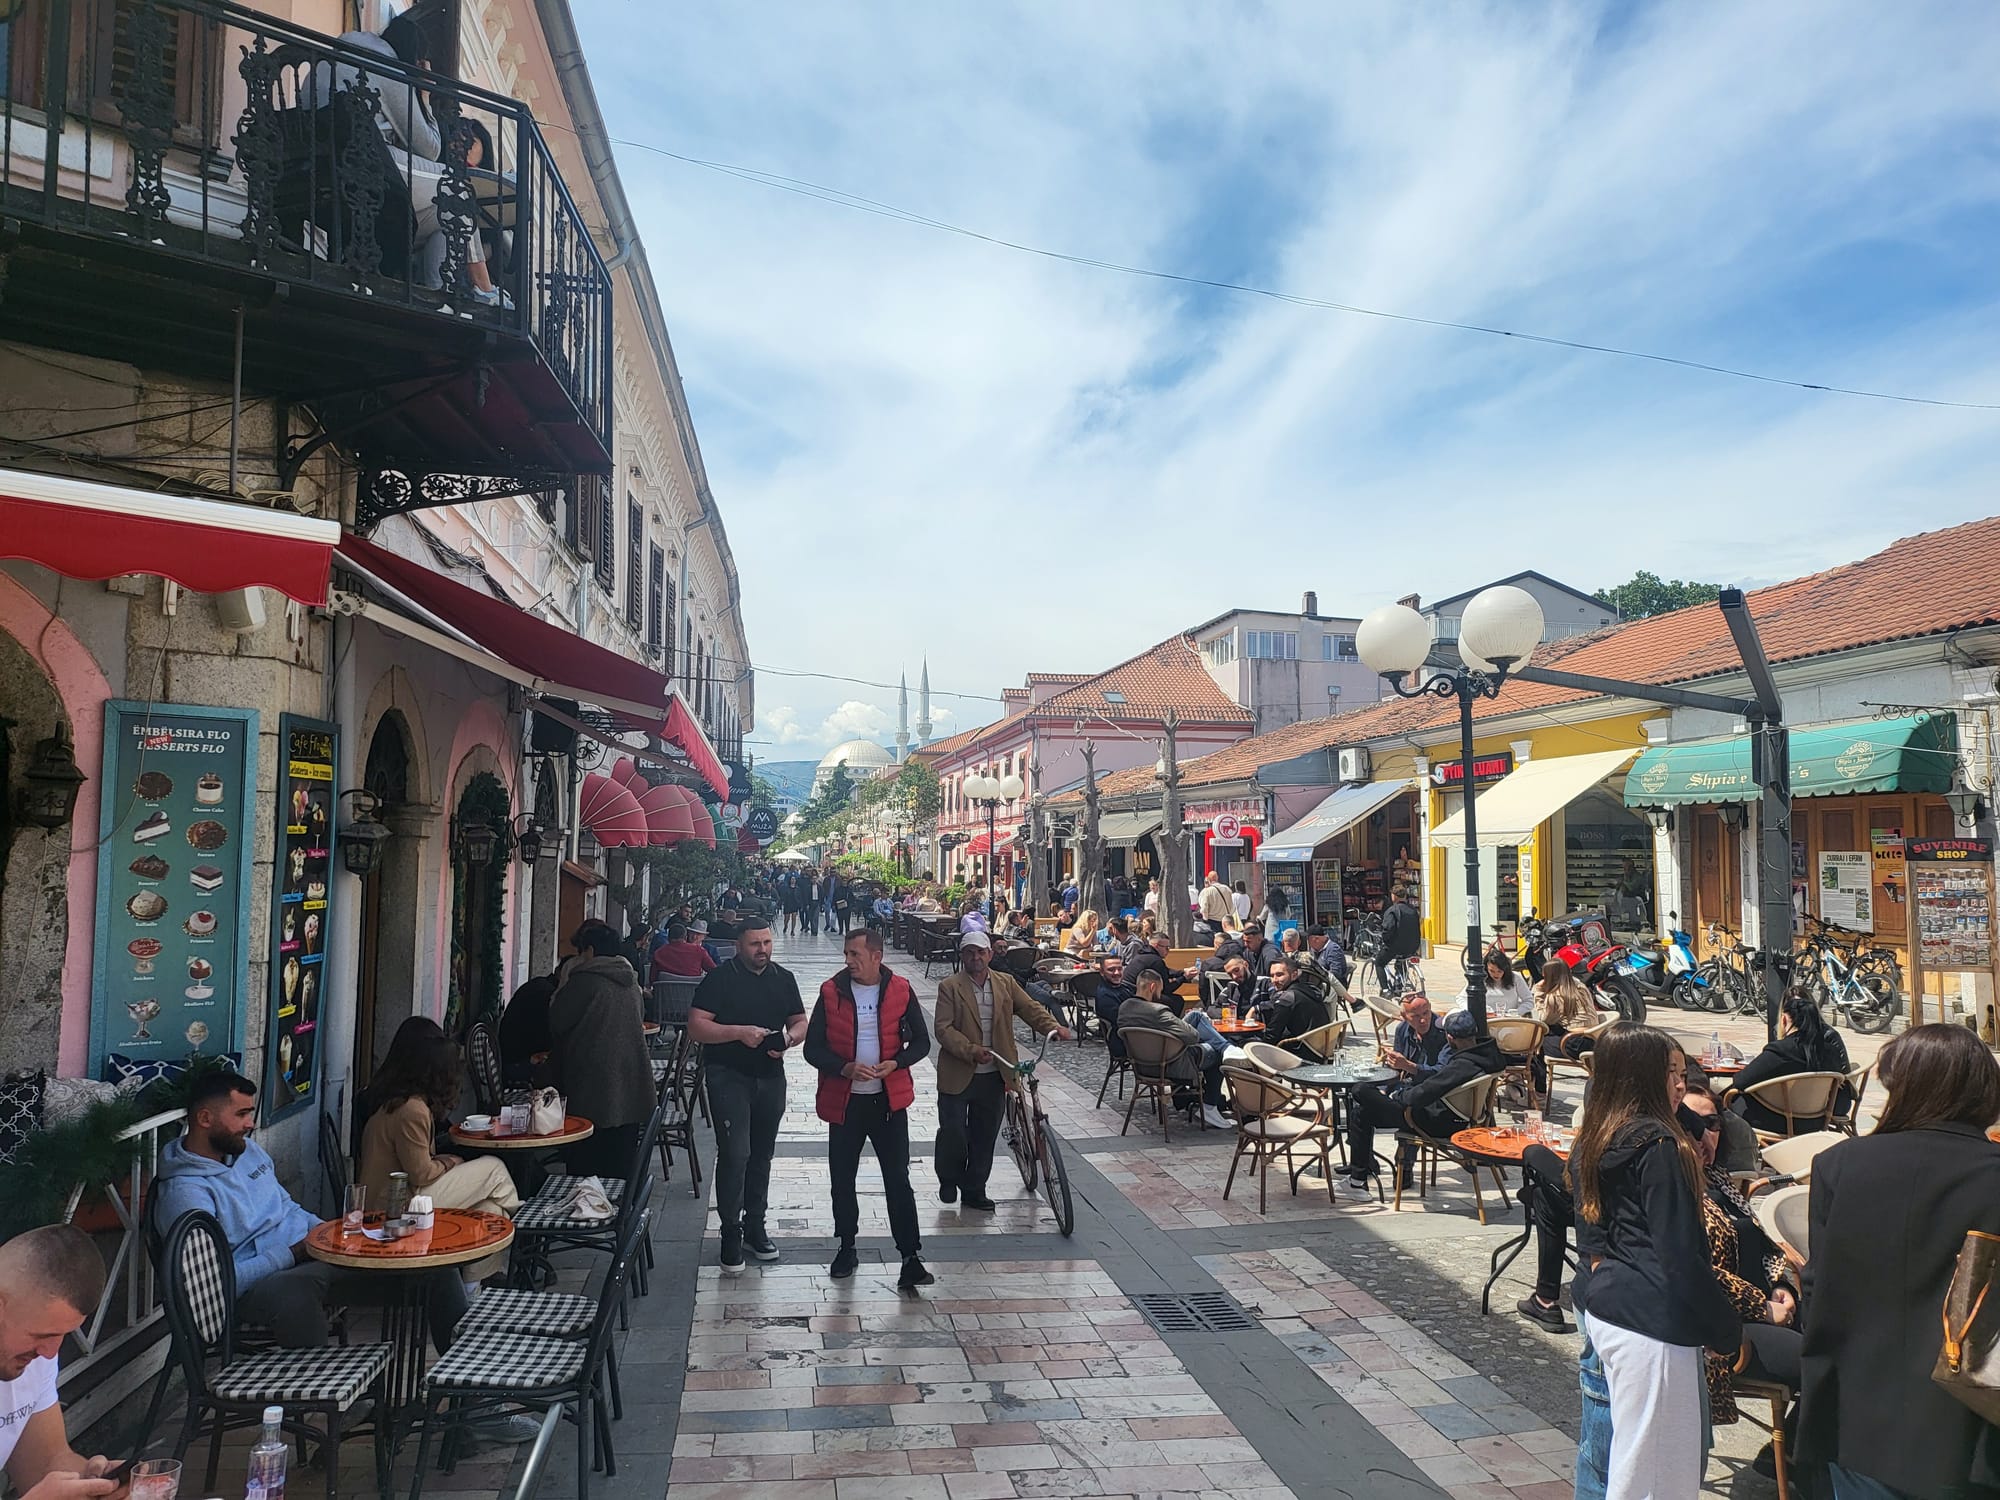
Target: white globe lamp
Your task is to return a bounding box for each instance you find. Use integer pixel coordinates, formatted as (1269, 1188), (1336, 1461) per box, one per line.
(1356, 603), (1433, 677)
(998, 772), (1025, 800)
(1459, 585), (1545, 669)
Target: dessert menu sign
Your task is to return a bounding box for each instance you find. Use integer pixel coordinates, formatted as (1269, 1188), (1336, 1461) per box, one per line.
(89, 702), (259, 1079)
(264, 716), (337, 1121)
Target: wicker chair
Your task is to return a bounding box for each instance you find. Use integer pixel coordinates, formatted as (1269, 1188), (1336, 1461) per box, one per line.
(1394, 1073), (1505, 1224)
(1753, 1182), (1811, 1265)
(1486, 1017), (1549, 1111)
(1118, 1027), (1198, 1138)
(1731, 1352), (1797, 1500)
(1359, 992), (1403, 1046)
(1545, 1012), (1618, 1094)
(1757, 1130), (1844, 1184)
(1292, 1018), (1349, 1063)
(1220, 1066), (1336, 1214)
(1831, 1064), (1872, 1135)
(1727, 1072), (1849, 1143)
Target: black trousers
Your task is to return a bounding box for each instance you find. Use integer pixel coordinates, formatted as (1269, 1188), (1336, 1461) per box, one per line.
(563, 1119), (641, 1180)
(1532, 1029), (1595, 1092)
(707, 1066), (788, 1247)
(1344, 1084), (1411, 1174)
(829, 1092), (921, 1256)
(1522, 1142), (1574, 1302)
(935, 1072), (1007, 1197)
(237, 1259), (466, 1352)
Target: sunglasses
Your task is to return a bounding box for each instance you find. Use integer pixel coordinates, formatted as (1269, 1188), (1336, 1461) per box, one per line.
(1678, 1106), (1723, 1136)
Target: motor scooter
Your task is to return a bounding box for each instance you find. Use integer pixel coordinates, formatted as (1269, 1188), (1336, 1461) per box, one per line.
(1544, 910), (1649, 1024)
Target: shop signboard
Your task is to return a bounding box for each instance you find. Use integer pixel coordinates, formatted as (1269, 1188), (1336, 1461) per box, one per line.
(1817, 850), (1874, 931)
(1904, 840), (1996, 1026)
(1210, 812), (1242, 843)
(89, 702), (259, 1079)
(1430, 752), (1514, 788)
(1184, 797), (1262, 826)
(264, 716), (337, 1122)
(1870, 825), (1907, 916)
(746, 806), (779, 843)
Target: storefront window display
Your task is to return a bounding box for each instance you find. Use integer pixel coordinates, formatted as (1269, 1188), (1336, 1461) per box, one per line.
(1563, 787), (1655, 931)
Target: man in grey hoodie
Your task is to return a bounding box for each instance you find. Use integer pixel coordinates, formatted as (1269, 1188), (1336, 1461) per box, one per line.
(152, 1071), (466, 1352)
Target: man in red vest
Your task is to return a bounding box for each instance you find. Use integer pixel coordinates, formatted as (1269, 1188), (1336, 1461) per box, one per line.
(804, 928), (935, 1287)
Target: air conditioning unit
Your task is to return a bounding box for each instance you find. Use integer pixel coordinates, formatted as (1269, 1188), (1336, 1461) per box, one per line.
(1338, 747), (1370, 783)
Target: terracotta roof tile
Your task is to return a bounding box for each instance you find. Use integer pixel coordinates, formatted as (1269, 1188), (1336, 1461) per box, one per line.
(1031, 634), (1255, 725)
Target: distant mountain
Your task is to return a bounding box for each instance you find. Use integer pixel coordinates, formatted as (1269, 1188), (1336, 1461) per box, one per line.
(754, 761), (818, 806)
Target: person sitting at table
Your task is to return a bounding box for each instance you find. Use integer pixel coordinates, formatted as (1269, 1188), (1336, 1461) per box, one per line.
(958, 898), (988, 936)
(991, 935), (1067, 1021)
(652, 922), (718, 979)
(1063, 909), (1101, 957)
(1532, 959), (1605, 1093)
(358, 1017), (520, 1293)
(1106, 916), (1138, 961)
(1235, 920), (1282, 982)
(1216, 956), (1269, 1014)
(1254, 957), (1333, 1053)
(1340, 1010), (1504, 1190)
(1126, 935), (1191, 1014)
(1727, 989), (1852, 1136)
(1386, 993), (1454, 1080)
(549, 920), (656, 1178)
(1305, 925), (1351, 987)
(153, 1072), (470, 1353)
(1474, 949), (1536, 1018)
(1094, 954), (1137, 1036)
(1278, 928), (1304, 961)
(0, 1225), (129, 1500)
(1118, 969), (1232, 1131)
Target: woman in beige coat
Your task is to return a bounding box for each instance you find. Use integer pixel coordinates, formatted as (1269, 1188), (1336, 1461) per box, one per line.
(358, 1016), (519, 1285)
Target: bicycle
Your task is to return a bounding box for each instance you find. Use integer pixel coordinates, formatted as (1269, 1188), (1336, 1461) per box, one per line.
(1800, 916), (1899, 1033)
(1001, 1030), (1075, 1236)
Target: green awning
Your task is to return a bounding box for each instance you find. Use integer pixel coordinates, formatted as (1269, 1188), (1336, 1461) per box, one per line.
(1625, 713), (1958, 807)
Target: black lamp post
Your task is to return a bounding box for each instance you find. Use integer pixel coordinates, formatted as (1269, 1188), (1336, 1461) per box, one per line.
(961, 769), (1024, 914)
(1358, 587), (1547, 1037)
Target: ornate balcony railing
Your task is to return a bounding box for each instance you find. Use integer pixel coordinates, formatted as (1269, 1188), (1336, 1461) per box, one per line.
(0, 0), (613, 474)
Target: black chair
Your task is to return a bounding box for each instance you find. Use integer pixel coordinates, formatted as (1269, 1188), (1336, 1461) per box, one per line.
(160, 1212), (391, 1500)
(649, 976), (701, 1029)
(653, 1029), (704, 1197)
(412, 1211), (646, 1500)
(1068, 970), (1103, 1045)
(1096, 1024), (1131, 1106)
(510, 1108), (661, 1312)
(318, 1110), (349, 1212)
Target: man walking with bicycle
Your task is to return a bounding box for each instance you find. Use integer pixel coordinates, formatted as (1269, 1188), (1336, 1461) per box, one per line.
(933, 931), (1070, 1210)
(803, 929), (934, 1288)
(1378, 886), (1423, 994)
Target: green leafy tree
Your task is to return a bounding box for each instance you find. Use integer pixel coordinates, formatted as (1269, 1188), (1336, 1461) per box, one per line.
(893, 758), (942, 823)
(1599, 571), (1725, 621)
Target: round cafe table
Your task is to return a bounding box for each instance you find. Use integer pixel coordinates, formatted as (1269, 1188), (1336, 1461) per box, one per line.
(305, 1209), (515, 1438)
(1451, 1127), (1570, 1314)
(1212, 1017), (1265, 1039)
(1275, 1058), (1396, 1184)
(449, 1114), (594, 1151)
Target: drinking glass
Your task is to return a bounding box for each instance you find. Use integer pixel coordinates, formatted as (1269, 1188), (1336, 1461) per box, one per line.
(1524, 1111), (1544, 1142)
(130, 1458), (181, 1500)
(342, 1185), (367, 1236)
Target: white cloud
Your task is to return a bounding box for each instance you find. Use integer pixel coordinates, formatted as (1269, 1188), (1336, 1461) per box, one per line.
(759, 705), (809, 747)
(579, 0), (2000, 742)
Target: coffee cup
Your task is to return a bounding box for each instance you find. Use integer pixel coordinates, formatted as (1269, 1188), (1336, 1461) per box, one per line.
(461, 1114), (492, 1133)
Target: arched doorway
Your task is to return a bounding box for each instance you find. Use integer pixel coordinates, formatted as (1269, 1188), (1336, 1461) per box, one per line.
(352, 713), (413, 1095)
(446, 770), (511, 1038)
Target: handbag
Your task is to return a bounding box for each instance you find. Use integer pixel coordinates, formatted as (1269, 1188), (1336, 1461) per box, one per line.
(529, 1087), (567, 1136)
(1931, 1228), (2000, 1424)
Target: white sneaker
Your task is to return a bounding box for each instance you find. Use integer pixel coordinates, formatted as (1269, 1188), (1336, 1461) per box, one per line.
(1201, 1105), (1232, 1131)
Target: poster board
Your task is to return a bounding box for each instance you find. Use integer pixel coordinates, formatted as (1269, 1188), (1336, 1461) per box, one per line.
(1904, 838), (1996, 1030)
(263, 716), (338, 1123)
(1817, 851), (1873, 931)
(89, 702), (259, 1078)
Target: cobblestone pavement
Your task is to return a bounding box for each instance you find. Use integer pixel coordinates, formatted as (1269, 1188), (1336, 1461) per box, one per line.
(99, 927), (1789, 1500)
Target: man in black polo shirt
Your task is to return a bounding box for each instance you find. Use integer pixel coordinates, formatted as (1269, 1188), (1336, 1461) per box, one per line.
(688, 916), (807, 1274)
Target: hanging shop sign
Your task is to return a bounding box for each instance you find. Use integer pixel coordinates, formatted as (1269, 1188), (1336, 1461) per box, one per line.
(90, 702), (259, 1079)
(1183, 797), (1262, 826)
(1210, 813), (1242, 843)
(1817, 850), (1874, 932)
(726, 761), (754, 803)
(264, 716), (337, 1123)
(746, 806), (779, 842)
(1430, 752), (1515, 788)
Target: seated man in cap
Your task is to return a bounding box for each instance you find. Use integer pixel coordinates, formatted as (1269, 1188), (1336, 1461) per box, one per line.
(1339, 1010), (1504, 1190)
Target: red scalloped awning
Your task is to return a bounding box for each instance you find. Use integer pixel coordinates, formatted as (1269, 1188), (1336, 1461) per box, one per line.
(637, 781), (696, 845)
(965, 828), (1015, 856)
(737, 825), (761, 853)
(663, 695), (729, 801)
(686, 800), (716, 849)
(579, 772), (651, 847)
(0, 466), (339, 604)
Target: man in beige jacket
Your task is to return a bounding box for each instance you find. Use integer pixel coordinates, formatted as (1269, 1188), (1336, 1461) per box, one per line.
(933, 931), (1070, 1210)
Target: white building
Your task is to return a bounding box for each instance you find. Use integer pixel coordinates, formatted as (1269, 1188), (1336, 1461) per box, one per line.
(1190, 592), (1388, 733)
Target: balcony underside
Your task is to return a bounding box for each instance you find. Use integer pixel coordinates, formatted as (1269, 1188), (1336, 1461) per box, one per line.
(0, 214), (609, 479)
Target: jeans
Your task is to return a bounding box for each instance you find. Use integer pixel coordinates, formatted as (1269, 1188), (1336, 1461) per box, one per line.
(829, 1093), (920, 1256)
(1575, 1329), (1612, 1500)
(707, 1065), (787, 1249)
(1829, 1465), (1913, 1500)
(237, 1259), (466, 1352)
(936, 1072), (1006, 1197)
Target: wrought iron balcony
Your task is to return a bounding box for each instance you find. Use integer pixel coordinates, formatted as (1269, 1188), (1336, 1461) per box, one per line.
(0, 0), (613, 494)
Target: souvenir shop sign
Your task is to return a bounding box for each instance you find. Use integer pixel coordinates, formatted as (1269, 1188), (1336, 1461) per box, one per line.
(264, 716), (337, 1122)
(1906, 838), (1994, 976)
(89, 702), (259, 1079)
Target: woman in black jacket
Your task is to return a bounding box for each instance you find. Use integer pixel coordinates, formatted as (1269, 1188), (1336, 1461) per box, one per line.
(1728, 990), (1852, 1134)
(1569, 1023), (1739, 1500)
(1799, 1023), (2000, 1500)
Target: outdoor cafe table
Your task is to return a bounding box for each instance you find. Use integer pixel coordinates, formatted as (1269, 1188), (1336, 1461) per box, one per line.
(1451, 1127), (1569, 1314)
(1279, 1059), (1395, 1180)
(449, 1115), (595, 1151)
(304, 1209), (515, 1438)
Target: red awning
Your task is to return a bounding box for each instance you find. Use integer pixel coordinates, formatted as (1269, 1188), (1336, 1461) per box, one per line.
(965, 828), (1015, 857)
(0, 466), (339, 604)
(737, 825), (761, 853)
(579, 772), (651, 847)
(663, 695), (729, 801)
(637, 782), (696, 845)
(338, 532), (674, 732)
(686, 801), (717, 849)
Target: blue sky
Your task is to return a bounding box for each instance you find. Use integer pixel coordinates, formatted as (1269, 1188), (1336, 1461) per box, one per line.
(571, 0), (2000, 760)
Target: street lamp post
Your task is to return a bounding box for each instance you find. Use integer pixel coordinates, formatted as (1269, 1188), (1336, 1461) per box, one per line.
(962, 770), (1025, 915)
(1357, 586), (1547, 1037)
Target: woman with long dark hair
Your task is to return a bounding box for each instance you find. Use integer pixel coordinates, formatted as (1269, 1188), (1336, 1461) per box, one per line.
(1568, 1023), (1739, 1500)
(358, 1016), (519, 1285)
(1728, 989), (1852, 1135)
(1799, 1024), (2000, 1500)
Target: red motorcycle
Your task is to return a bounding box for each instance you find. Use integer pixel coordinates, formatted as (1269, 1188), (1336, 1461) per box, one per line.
(1520, 910), (1648, 1024)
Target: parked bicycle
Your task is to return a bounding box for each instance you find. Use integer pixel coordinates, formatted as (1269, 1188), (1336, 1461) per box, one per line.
(1695, 923), (1762, 1015)
(1001, 1030), (1074, 1235)
(1800, 915), (1899, 1033)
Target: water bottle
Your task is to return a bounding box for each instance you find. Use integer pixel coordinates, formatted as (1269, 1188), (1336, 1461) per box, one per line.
(1708, 1030), (1721, 1066)
(246, 1405), (286, 1500)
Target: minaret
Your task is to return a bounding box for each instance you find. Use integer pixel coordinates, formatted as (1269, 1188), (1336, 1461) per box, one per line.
(895, 671), (911, 764)
(917, 658), (933, 747)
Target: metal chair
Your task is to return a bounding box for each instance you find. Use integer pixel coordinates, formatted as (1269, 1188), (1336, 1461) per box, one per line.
(1832, 1064), (1872, 1135)
(414, 1211), (646, 1500)
(1067, 969), (1103, 1044)
(1219, 1066), (1336, 1214)
(1292, 1018), (1349, 1063)
(160, 1212), (391, 1500)
(1095, 1021), (1131, 1106)
(511, 1108), (661, 1312)
(1118, 1027), (1197, 1139)
(1486, 1017), (1549, 1111)
(318, 1109), (350, 1212)
(653, 1028), (704, 1197)
(1394, 1074), (1506, 1223)
(466, 1020), (504, 1116)
(1730, 1353), (1796, 1500)
(648, 976), (702, 1029)
(1728, 1072), (1849, 1142)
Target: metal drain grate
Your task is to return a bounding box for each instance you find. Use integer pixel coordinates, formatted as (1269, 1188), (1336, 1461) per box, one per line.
(1132, 1291), (1257, 1334)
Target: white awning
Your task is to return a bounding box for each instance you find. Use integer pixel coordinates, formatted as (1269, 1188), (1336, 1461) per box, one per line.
(1259, 781), (1412, 863)
(1099, 810), (1164, 846)
(1430, 748), (1641, 847)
